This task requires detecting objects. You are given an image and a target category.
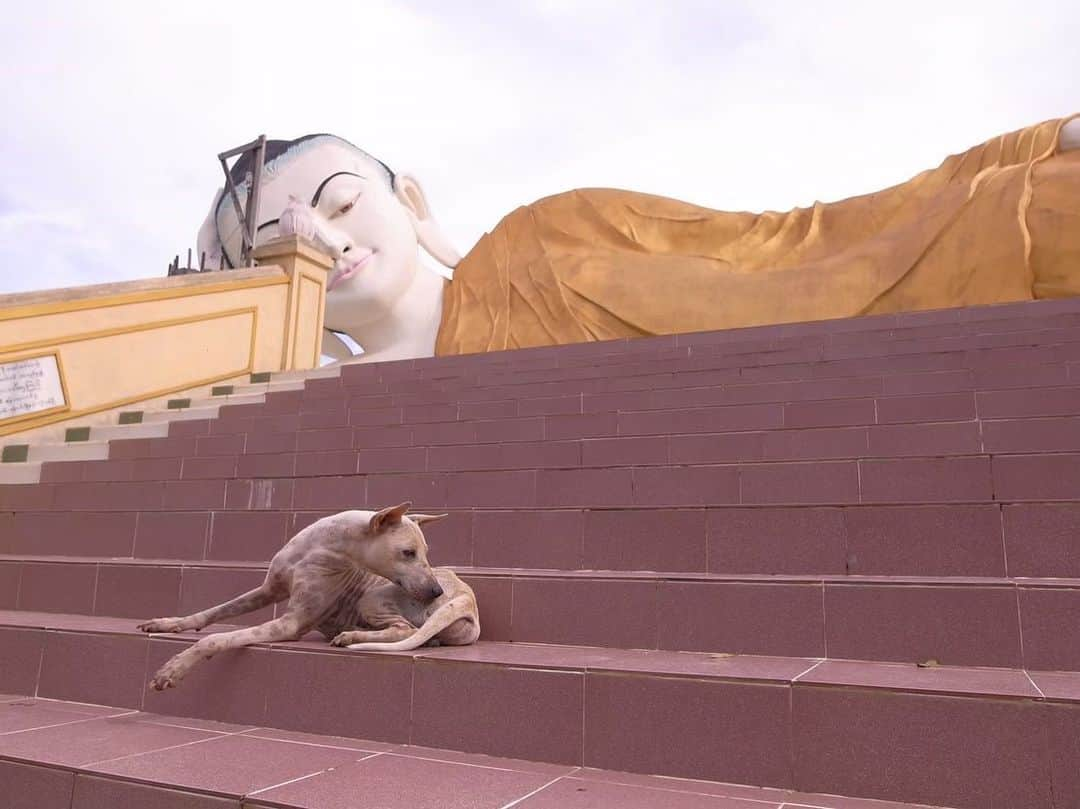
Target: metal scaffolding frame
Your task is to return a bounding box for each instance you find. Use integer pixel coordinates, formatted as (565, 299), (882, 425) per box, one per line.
(217, 135), (267, 267)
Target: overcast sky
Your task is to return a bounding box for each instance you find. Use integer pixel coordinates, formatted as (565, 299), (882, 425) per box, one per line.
(0, 1), (1077, 295)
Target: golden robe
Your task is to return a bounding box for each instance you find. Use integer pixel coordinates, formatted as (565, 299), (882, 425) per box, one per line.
(436, 117), (1080, 355)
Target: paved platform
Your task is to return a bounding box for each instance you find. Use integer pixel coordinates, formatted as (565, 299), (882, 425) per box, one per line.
(0, 693), (953, 808)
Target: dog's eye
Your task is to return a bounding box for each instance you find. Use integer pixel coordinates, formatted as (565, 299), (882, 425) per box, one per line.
(402, 549), (416, 559)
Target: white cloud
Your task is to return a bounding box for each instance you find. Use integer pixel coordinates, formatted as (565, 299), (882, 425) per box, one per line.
(0, 0), (1077, 294)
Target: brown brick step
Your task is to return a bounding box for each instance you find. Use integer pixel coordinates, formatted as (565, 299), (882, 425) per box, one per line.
(143, 318), (1080, 421)
(96, 379), (1080, 460)
(4, 499), (1080, 578)
(321, 300), (1080, 386)
(236, 360), (1070, 433)
(1, 558), (1078, 670)
(331, 303), (1080, 386)
(33, 417), (1080, 484)
(346, 331), (1080, 393)
(30, 419), (1080, 504)
(216, 341), (1080, 426)
(11, 328), (1076, 482)
(18, 452), (1080, 513)
(0, 695), (960, 809)
(4, 306), (1075, 466)
(0, 610), (1074, 808)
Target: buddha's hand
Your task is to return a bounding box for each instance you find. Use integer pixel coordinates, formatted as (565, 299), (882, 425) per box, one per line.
(279, 195), (319, 241)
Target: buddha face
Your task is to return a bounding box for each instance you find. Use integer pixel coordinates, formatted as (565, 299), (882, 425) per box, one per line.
(213, 139), (425, 330)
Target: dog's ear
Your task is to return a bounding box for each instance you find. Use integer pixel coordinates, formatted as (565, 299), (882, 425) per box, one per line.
(369, 502), (411, 533)
(410, 513), (448, 527)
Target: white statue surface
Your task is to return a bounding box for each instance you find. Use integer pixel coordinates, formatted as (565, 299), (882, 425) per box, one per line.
(198, 119), (1080, 362)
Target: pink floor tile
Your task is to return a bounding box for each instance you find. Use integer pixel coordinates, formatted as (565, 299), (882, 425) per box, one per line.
(707, 507), (846, 575)
(143, 639), (271, 727)
(511, 577), (658, 648)
(0, 699), (125, 734)
(411, 659), (583, 764)
(795, 659), (1039, 699)
(585, 649), (817, 682)
(517, 777), (780, 808)
(36, 632), (149, 709)
(584, 508), (706, 573)
(573, 767), (790, 804)
(177, 567), (274, 627)
(411, 641), (595, 670)
(71, 774), (237, 809)
(0, 561), (19, 610)
(823, 583), (1022, 668)
(792, 686), (1052, 808)
(240, 726), (394, 753)
(473, 510), (583, 570)
(658, 581), (824, 657)
(264, 647), (412, 743)
(842, 504), (1004, 577)
(0, 759), (74, 809)
(17, 562), (97, 615)
(94, 563), (182, 619)
(246, 752), (555, 809)
(389, 744), (576, 777)
(125, 710), (256, 734)
(584, 672), (791, 787)
(0, 714), (215, 766)
(0, 627), (43, 695)
(88, 733), (361, 797)
(1045, 702), (1080, 809)
(1028, 670), (1080, 701)
(133, 511), (210, 560)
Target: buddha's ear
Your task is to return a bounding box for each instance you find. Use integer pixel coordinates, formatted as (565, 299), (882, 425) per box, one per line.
(394, 174), (463, 269)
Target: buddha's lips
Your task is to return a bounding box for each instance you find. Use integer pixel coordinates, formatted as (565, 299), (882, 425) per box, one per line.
(327, 250), (374, 292)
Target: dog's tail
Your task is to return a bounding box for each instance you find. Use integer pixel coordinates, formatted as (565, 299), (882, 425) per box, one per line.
(346, 595), (475, 652)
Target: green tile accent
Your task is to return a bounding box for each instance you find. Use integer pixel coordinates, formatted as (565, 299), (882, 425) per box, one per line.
(250, 372), (272, 383)
(118, 411), (143, 424)
(1, 445), (29, 463)
(167, 398), (192, 410)
(65, 427), (91, 443)
(211, 385), (235, 396)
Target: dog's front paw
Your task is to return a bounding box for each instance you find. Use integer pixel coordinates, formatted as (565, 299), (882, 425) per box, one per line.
(148, 660), (187, 691)
(331, 631), (362, 647)
(148, 674), (175, 691)
(137, 617), (186, 634)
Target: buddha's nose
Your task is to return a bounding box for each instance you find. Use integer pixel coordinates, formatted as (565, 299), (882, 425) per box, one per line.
(313, 221), (354, 261)
(333, 240), (355, 261)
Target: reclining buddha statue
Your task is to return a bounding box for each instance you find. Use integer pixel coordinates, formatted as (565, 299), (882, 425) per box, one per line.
(197, 115), (1080, 363)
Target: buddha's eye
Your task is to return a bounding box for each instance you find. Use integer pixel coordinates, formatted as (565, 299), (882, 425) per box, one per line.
(334, 193), (361, 217)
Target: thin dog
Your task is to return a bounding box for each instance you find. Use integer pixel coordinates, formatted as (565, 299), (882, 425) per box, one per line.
(137, 502), (480, 690)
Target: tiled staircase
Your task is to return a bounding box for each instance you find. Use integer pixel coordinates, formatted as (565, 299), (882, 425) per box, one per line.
(0, 370), (336, 485)
(2, 298), (1080, 808)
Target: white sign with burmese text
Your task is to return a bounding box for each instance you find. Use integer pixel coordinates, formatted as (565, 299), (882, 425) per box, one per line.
(0, 355), (67, 421)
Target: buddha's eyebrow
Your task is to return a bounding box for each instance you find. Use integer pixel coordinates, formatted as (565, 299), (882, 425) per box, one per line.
(311, 172), (366, 206)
